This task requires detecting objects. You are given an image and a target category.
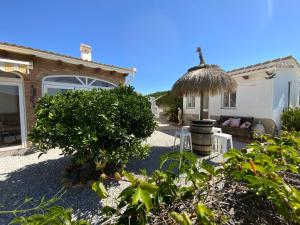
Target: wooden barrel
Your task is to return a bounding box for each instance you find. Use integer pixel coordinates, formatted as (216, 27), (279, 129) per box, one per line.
(190, 120), (214, 155)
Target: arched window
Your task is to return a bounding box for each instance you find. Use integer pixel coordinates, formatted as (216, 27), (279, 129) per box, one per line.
(42, 75), (116, 95)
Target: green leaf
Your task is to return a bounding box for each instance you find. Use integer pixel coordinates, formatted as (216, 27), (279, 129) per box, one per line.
(182, 212), (192, 225)
(123, 171), (136, 183)
(132, 187), (142, 205)
(140, 181), (158, 193)
(196, 203), (216, 225)
(91, 181), (108, 199)
(132, 187), (152, 212)
(170, 211), (192, 225)
(170, 212), (185, 224)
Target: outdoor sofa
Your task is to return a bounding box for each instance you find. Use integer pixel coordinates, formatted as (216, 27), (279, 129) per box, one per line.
(216, 115), (254, 141)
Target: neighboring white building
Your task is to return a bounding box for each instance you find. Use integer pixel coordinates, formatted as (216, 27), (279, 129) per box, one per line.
(183, 56), (300, 134)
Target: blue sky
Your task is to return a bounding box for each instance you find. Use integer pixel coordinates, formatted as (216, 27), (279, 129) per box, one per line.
(1, 0), (300, 94)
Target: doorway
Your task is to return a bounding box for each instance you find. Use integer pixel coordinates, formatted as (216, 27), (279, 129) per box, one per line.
(0, 72), (26, 151)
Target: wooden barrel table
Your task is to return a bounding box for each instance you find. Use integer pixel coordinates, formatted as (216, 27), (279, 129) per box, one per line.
(190, 120), (214, 155)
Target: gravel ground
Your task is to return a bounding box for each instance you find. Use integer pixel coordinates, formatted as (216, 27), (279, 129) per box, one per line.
(0, 122), (246, 224)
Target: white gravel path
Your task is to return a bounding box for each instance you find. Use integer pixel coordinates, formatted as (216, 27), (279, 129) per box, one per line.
(0, 122), (246, 224)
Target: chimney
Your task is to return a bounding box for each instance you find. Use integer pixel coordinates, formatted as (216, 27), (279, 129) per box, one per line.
(80, 43), (92, 61)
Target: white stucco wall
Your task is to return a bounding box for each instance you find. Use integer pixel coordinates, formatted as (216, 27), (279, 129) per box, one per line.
(183, 95), (200, 118)
(272, 68), (300, 127)
(209, 72), (274, 119)
(183, 71), (274, 119)
(182, 59), (300, 132)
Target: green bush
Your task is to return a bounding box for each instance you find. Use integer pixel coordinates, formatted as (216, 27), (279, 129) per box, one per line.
(3, 132), (300, 225)
(29, 85), (156, 165)
(165, 95), (183, 122)
(281, 107), (300, 131)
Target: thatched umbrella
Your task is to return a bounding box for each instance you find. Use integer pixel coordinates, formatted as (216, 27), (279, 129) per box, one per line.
(172, 47), (236, 120)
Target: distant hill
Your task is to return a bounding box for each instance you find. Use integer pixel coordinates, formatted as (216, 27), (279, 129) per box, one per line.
(147, 91), (172, 106)
(147, 90), (183, 122)
(147, 90), (183, 107)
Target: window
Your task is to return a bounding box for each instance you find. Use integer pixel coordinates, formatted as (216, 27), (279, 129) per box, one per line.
(222, 91), (236, 108)
(43, 76), (117, 96)
(45, 76), (82, 84)
(186, 95), (195, 108)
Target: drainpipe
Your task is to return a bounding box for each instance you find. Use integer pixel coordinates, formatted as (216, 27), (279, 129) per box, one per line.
(288, 81), (291, 107)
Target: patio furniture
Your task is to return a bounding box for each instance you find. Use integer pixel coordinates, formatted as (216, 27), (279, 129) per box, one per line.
(213, 133), (233, 153)
(217, 116), (254, 140)
(173, 126), (192, 152)
(212, 127), (222, 134)
(211, 127), (222, 152)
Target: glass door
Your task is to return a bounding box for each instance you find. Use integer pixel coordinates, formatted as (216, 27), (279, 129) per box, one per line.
(0, 84), (22, 148)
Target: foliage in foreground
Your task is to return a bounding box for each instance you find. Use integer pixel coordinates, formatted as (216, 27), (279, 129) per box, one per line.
(94, 131), (300, 225)
(0, 190), (90, 225)
(2, 132), (300, 224)
(224, 131), (300, 224)
(29, 85), (156, 165)
(281, 107), (300, 131)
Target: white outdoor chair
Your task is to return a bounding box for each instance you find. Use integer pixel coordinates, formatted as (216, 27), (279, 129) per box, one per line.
(173, 126), (192, 153)
(213, 133), (233, 153)
(212, 127), (222, 134)
(212, 127), (222, 153)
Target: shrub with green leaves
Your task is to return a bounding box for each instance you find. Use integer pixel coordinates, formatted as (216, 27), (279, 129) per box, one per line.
(29, 85), (156, 165)
(224, 132), (300, 224)
(281, 107), (300, 131)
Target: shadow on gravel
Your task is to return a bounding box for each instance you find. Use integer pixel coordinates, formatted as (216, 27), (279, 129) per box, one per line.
(0, 156), (102, 224)
(157, 124), (181, 137)
(127, 146), (175, 175)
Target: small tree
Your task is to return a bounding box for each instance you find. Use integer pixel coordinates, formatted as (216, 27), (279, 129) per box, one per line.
(281, 107), (300, 131)
(29, 86), (156, 165)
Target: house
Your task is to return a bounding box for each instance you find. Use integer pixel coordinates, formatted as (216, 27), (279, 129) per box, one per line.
(0, 42), (136, 154)
(183, 56), (300, 135)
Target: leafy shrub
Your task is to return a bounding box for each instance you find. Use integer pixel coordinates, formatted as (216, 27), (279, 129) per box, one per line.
(6, 131), (299, 225)
(0, 191), (90, 225)
(29, 85), (156, 165)
(281, 107), (300, 131)
(224, 131), (300, 224)
(94, 132), (300, 225)
(165, 96), (183, 122)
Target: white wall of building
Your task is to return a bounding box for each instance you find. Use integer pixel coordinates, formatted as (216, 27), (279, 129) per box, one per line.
(181, 58), (300, 134)
(183, 95), (200, 118)
(272, 68), (300, 127)
(209, 72), (274, 119)
(183, 71), (274, 119)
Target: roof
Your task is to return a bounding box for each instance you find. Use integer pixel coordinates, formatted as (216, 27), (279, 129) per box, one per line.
(0, 42), (136, 75)
(228, 55), (300, 76)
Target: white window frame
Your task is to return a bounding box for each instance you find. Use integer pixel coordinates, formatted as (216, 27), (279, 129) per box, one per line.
(0, 76), (27, 152)
(221, 91), (237, 109)
(186, 95), (196, 108)
(42, 75), (117, 95)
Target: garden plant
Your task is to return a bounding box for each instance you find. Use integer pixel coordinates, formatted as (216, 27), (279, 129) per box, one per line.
(3, 131), (300, 224)
(29, 85), (156, 168)
(281, 107), (300, 131)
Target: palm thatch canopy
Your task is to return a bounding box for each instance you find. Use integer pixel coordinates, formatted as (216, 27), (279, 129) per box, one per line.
(172, 47), (237, 120)
(172, 48), (236, 96)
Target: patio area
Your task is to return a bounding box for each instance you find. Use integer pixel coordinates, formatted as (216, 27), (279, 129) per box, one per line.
(0, 121), (247, 224)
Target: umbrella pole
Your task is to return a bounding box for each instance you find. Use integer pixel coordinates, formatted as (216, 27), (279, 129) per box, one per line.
(200, 91), (204, 120)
